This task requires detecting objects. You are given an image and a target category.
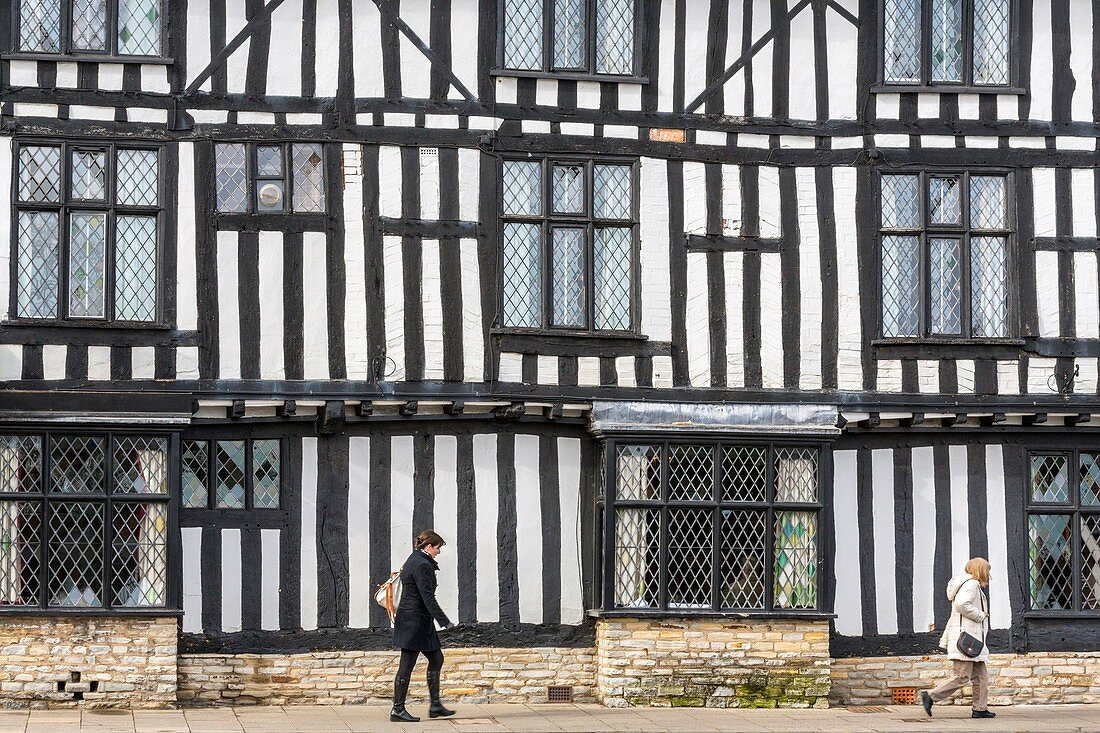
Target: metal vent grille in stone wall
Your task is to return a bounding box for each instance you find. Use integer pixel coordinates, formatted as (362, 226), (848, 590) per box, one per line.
(546, 685), (574, 703)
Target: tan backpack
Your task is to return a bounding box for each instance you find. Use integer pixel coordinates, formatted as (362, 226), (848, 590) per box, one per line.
(374, 569), (402, 626)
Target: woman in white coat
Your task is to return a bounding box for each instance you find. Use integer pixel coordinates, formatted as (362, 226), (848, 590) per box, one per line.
(921, 557), (994, 719)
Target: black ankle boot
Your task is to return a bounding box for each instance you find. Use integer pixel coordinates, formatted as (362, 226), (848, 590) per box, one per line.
(391, 675), (420, 723)
(427, 671), (455, 718)
(972, 710), (996, 719)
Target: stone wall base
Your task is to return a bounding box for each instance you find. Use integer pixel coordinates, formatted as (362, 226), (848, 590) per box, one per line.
(595, 618), (831, 708)
(831, 652), (1100, 706)
(0, 616), (177, 709)
(177, 647), (596, 705)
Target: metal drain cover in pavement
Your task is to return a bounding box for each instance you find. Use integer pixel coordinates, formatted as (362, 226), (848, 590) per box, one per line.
(846, 706), (892, 713)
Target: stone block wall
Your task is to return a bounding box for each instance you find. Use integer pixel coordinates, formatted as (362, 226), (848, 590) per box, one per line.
(0, 616), (177, 709)
(595, 617), (831, 708)
(177, 647), (597, 705)
(831, 652), (1100, 706)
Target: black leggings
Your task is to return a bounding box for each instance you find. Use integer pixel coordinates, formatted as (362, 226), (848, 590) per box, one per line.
(397, 648), (444, 678)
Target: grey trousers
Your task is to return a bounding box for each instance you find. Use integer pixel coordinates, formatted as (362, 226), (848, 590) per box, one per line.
(929, 660), (990, 711)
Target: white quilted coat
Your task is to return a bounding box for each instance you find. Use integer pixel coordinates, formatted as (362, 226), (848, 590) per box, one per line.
(938, 574), (990, 662)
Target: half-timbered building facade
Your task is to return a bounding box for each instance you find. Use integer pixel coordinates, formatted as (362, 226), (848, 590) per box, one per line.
(0, 0), (1097, 709)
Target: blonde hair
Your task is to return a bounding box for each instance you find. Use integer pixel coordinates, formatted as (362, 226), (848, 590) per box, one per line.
(965, 557), (991, 586)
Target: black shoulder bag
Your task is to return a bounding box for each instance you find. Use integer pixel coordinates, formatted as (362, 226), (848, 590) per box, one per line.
(955, 580), (987, 658)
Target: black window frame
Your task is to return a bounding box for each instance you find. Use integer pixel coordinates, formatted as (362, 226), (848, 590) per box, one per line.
(0, 429), (178, 613)
(179, 437), (285, 512)
(495, 0), (644, 81)
(600, 436), (826, 616)
(876, 168), (1018, 342)
(1026, 449), (1100, 617)
(213, 141), (327, 216)
(876, 0), (1021, 91)
(10, 0), (168, 61)
(8, 138), (167, 327)
(498, 155), (640, 336)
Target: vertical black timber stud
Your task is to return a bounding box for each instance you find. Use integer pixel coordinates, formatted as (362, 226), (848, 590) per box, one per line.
(667, 161), (688, 386)
(210, 0), (228, 96)
(1050, 0), (1074, 125)
(238, 231), (261, 380)
(455, 434), (478, 622)
(476, 0), (496, 104)
(931, 443), (953, 629)
(156, 143), (179, 378)
(1016, 170), (1036, 391)
(812, 0), (830, 123)
(411, 434), (435, 536)
(1016, 0), (1034, 121)
(195, 142), (220, 379)
(855, 164), (878, 392)
(497, 431), (520, 627)
(1002, 441), (1029, 651)
(705, 164), (727, 387)
(770, 0), (790, 122)
(855, 447), (878, 635)
(325, 144), (348, 379)
(779, 166), (801, 389)
(241, 528), (263, 630)
(20, 345), (43, 382)
(401, 147), (425, 381)
(581, 436), (598, 611)
(110, 346), (131, 381)
(429, 0), (453, 102)
(201, 525), (223, 634)
(0, 0), (11, 117)
(817, 167), (839, 390)
(316, 434), (351, 629)
(335, 0), (355, 124)
(283, 231), (306, 381)
(741, 0), (755, 116)
(672, 0), (685, 112)
(1054, 168), (1075, 392)
(244, 0), (269, 95)
(893, 445), (914, 636)
(967, 442), (989, 560)
(380, 0), (401, 100)
(478, 151), (499, 382)
(540, 435), (562, 625)
(640, 0), (662, 117)
(302, 0), (318, 99)
(280, 436), (304, 631)
(438, 148), (465, 381)
(368, 432), (392, 628)
(66, 346), (89, 380)
(820, 444), (837, 630)
(741, 165), (763, 388)
(362, 145), (387, 376)
(168, 0), (188, 98)
(704, 0), (728, 116)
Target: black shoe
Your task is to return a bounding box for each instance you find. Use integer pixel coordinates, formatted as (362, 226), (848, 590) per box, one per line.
(391, 675), (420, 722)
(921, 691), (933, 717)
(972, 710), (996, 719)
(426, 671), (456, 718)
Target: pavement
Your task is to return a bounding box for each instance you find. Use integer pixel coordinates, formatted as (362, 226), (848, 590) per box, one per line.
(0, 704), (1098, 733)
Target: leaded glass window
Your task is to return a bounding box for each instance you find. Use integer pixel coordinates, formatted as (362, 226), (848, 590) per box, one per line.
(12, 141), (161, 324)
(180, 438), (282, 511)
(501, 158), (636, 333)
(215, 143), (326, 214)
(501, 0), (636, 76)
(607, 440), (821, 613)
(879, 171), (1012, 339)
(15, 0), (162, 56)
(881, 0), (1012, 87)
(0, 432), (170, 610)
(1027, 450), (1100, 614)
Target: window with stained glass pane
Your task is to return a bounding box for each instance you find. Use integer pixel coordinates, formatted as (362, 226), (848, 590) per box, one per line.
(181, 438), (282, 510)
(881, 0), (1011, 87)
(879, 171), (1011, 339)
(1027, 450), (1100, 614)
(501, 158), (635, 333)
(12, 141), (160, 323)
(17, 0), (162, 56)
(501, 0), (636, 75)
(0, 432), (168, 610)
(608, 440), (820, 613)
(215, 143), (326, 214)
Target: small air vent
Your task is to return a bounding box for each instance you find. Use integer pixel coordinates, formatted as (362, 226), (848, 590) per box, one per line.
(547, 685), (574, 703)
(891, 687), (918, 705)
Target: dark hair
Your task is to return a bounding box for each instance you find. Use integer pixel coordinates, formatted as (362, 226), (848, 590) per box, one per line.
(415, 530), (445, 549)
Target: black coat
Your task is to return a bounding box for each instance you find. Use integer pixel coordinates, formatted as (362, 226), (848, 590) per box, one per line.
(393, 550), (452, 651)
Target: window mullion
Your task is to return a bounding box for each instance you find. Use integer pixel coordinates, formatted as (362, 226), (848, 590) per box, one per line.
(764, 446), (775, 612)
(920, 0), (932, 85)
(245, 439), (254, 511)
(102, 435), (114, 610)
(659, 442), (669, 611)
(40, 433), (52, 609)
(544, 0), (554, 72)
(107, 0), (120, 55)
(60, 144), (72, 321)
(62, 0), (73, 54)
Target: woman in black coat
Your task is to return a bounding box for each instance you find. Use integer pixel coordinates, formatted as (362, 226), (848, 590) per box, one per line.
(390, 530), (456, 722)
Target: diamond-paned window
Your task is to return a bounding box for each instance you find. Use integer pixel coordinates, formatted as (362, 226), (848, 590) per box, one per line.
(17, 0), (163, 56)
(609, 440), (820, 613)
(501, 157), (636, 333)
(879, 171), (1012, 339)
(182, 438), (282, 511)
(0, 432), (171, 611)
(1027, 450), (1100, 614)
(11, 141), (161, 323)
(216, 142), (326, 214)
(502, 0), (636, 76)
(881, 0), (1011, 87)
